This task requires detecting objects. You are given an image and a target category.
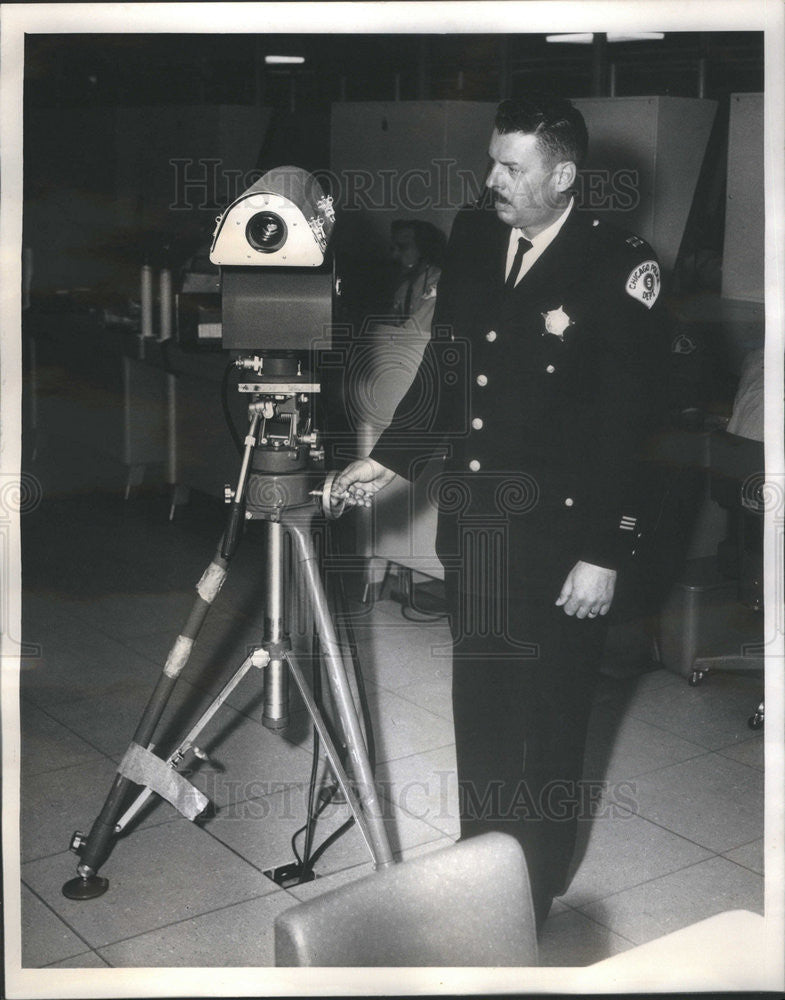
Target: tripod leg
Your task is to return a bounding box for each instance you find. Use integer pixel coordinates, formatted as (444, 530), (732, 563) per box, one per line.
(284, 650), (386, 865)
(261, 520), (289, 731)
(287, 517), (394, 869)
(63, 414), (263, 898)
(62, 549), (231, 898)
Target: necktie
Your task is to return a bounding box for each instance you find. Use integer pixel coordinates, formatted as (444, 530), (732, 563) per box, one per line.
(505, 235), (533, 290)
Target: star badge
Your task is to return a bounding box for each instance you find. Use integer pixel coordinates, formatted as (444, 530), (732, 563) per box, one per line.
(542, 306), (573, 339)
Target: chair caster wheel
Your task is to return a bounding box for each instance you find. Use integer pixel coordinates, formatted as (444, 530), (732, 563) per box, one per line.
(62, 875), (109, 900)
(689, 670), (705, 687)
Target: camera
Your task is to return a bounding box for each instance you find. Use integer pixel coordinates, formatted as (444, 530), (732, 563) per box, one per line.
(210, 166), (336, 351)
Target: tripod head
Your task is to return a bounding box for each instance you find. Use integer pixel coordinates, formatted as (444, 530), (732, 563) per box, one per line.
(235, 353), (322, 475)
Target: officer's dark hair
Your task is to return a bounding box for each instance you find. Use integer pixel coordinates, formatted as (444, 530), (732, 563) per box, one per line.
(495, 95), (588, 169)
(391, 219), (447, 269)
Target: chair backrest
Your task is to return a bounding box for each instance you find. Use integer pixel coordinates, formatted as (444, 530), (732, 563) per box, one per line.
(274, 832), (538, 967)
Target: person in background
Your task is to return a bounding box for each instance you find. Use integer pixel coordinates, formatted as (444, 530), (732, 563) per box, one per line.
(389, 219), (445, 329)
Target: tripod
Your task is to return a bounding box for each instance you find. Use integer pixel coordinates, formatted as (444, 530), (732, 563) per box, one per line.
(63, 404), (394, 900)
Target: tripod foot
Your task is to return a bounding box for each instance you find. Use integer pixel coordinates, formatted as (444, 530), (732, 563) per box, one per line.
(62, 875), (109, 900)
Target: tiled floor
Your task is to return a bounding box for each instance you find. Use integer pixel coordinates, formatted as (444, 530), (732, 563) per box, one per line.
(15, 453), (766, 972)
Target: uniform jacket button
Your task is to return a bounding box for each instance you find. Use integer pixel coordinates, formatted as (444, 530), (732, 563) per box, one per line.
(546, 364), (556, 374)
(469, 459), (481, 471)
(564, 497), (574, 507)
(476, 374), (488, 386)
(471, 417), (484, 430)
(486, 330), (498, 342)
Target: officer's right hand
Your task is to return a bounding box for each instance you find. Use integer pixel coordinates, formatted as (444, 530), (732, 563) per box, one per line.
(331, 458), (396, 508)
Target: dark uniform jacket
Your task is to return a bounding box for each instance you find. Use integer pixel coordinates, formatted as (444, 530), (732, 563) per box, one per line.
(371, 200), (666, 602)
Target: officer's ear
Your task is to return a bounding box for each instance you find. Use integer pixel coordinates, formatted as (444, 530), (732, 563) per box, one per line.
(552, 160), (577, 193)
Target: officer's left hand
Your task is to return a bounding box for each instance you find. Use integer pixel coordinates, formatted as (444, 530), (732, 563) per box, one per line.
(555, 561), (617, 619)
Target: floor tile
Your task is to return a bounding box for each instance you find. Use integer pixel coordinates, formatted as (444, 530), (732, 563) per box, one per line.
(97, 890), (295, 967)
(395, 834), (460, 861)
(538, 907), (634, 967)
(203, 783), (446, 878)
(115, 612), (263, 690)
(283, 859), (376, 902)
(349, 620), (452, 692)
(21, 885), (92, 968)
(578, 856), (764, 945)
(21, 820), (277, 950)
(282, 834), (459, 905)
(358, 681), (454, 764)
(560, 813), (712, 908)
(548, 896), (569, 917)
(20, 703), (105, 777)
(374, 744), (459, 838)
(391, 675), (453, 721)
(624, 665), (682, 692)
(178, 705), (316, 809)
(51, 591), (198, 640)
(716, 734), (764, 770)
(582, 708), (706, 782)
(623, 671), (765, 751)
(20, 756), (179, 864)
(20, 624), (166, 711)
(722, 838), (765, 875)
(629, 753), (764, 854)
(43, 950), (111, 968)
(38, 677), (216, 758)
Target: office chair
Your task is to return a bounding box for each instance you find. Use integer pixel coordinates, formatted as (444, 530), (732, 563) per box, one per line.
(274, 832), (538, 967)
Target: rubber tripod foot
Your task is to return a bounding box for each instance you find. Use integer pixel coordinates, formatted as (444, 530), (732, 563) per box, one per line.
(62, 875), (109, 900)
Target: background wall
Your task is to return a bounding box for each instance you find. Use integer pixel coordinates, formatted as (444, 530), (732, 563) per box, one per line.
(23, 31), (764, 305)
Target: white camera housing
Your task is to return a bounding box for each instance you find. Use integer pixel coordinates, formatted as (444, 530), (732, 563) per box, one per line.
(210, 166), (334, 267)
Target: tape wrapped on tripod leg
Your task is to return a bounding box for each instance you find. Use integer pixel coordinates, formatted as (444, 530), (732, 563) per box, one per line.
(118, 742), (209, 821)
(164, 635), (194, 679)
(196, 561), (227, 603)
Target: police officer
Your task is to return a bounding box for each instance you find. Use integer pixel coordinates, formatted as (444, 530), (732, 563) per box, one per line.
(334, 95), (665, 932)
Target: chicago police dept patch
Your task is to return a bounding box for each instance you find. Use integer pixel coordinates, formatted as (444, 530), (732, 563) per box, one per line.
(626, 260), (660, 309)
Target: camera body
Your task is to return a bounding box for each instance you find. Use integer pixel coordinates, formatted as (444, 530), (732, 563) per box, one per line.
(210, 166), (336, 352)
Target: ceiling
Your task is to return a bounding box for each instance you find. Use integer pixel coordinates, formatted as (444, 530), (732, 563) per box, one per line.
(24, 31), (764, 110)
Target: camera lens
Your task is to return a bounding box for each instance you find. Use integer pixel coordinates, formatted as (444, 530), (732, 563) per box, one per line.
(246, 212), (288, 253)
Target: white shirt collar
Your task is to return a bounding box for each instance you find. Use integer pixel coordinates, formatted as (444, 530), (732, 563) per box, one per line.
(505, 199), (575, 286)
(516, 197), (574, 250)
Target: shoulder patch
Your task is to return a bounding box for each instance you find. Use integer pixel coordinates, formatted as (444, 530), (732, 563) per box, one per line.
(626, 260), (660, 309)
